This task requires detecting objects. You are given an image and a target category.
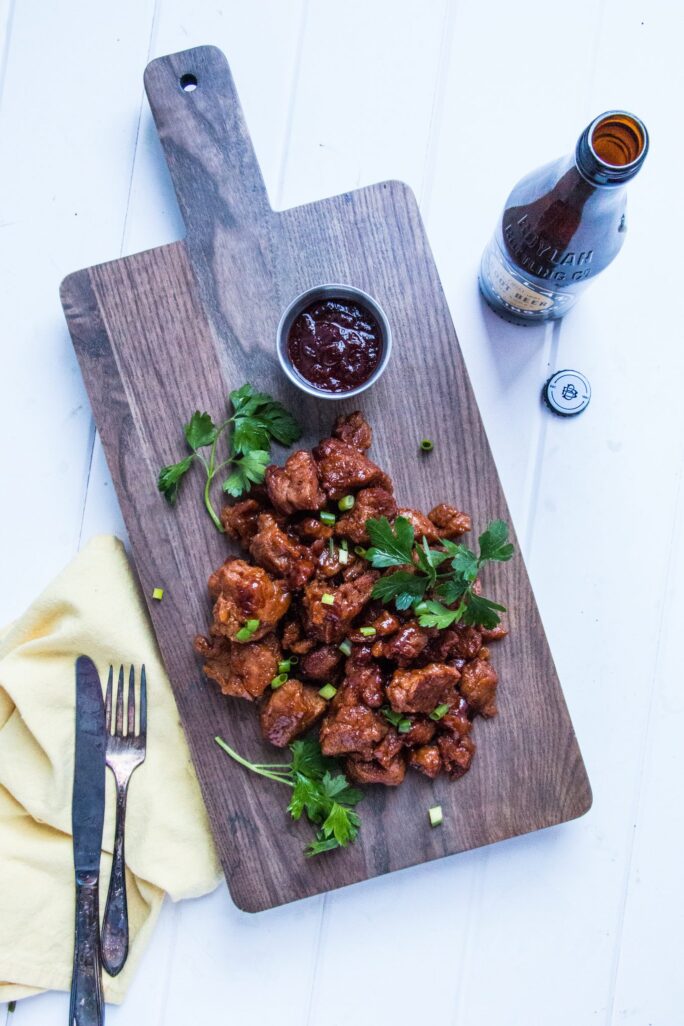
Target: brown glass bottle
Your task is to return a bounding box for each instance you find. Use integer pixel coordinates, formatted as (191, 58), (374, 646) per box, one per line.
(479, 111), (649, 324)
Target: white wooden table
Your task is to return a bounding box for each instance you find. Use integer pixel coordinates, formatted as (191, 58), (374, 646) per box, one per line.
(1, 1), (681, 1022)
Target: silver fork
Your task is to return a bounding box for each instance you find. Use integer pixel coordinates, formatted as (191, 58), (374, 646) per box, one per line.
(101, 665), (147, 976)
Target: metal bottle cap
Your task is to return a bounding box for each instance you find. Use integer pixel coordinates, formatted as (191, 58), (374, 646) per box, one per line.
(543, 370), (591, 416)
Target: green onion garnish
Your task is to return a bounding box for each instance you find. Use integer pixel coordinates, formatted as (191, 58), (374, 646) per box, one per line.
(277, 660), (291, 674)
(341, 539), (348, 550)
(235, 618), (260, 642)
(152, 587), (164, 601)
(318, 683), (337, 700)
(359, 626), (376, 637)
(321, 593), (335, 606)
(339, 640), (352, 656)
(329, 537), (335, 556)
(339, 548), (349, 565)
(320, 511), (336, 526)
(354, 546), (367, 557)
(428, 805), (443, 827)
(413, 601), (430, 616)
(429, 703), (450, 721)
(420, 439), (434, 452)
(397, 718), (412, 734)
(270, 674), (288, 689)
(289, 656), (299, 665)
(338, 495), (355, 511)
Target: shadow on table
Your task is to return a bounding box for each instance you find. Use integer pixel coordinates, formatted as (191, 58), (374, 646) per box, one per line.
(475, 286), (551, 391)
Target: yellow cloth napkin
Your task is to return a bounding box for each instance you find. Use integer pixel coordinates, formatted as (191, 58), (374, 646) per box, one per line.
(0, 535), (220, 1004)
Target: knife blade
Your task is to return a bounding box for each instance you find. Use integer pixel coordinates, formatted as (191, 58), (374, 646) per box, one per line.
(69, 655), (106, 1026)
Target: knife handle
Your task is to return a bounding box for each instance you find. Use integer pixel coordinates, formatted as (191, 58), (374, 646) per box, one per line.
(69, 873), (104, 1026)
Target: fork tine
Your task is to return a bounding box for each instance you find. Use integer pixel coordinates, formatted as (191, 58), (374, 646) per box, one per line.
(127, 666), (136, 736)
(105, 667), (113, 733)
(115, 665), (124, 736)
(140, 665), (147, 740)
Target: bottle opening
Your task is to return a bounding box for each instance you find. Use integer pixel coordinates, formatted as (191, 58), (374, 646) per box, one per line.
(590, 113), (645, 168)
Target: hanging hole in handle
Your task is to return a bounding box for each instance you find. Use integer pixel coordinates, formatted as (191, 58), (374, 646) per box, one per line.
(180, 73), (198, 92)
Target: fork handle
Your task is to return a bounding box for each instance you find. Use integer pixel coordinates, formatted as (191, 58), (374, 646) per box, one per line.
(69, 873), (104, 1025)
(101, 781), (129, 976)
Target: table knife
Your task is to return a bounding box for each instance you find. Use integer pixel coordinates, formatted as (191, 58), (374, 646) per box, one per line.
(69, 656), (106, 1026)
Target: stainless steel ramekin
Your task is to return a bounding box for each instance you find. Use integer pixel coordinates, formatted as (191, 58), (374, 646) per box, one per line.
(276, 283), (392, 400)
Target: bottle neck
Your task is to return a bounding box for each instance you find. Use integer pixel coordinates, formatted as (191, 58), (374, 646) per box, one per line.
(575, 110), (648, 186)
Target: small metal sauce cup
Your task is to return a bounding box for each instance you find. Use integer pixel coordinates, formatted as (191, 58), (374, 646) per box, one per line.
(276, 283), (392, 400)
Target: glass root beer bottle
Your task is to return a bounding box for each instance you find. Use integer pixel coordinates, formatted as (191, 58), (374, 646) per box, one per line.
(479, 111), (648, 324)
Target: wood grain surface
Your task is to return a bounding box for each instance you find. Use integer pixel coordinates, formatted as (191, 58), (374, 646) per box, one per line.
(60, 45), (591, 912)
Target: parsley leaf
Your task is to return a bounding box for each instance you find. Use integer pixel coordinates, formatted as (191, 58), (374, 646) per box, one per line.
(448, 544), (479, 581)
(478, 520), (515, 563)
(159, 384), (301, 529)
(416, 537), (450, 575)
(184, 411), (218, 450)
(305, 835), (342, 856)
(229, 383), (301, 450)
(254, 402), (302, 447)
(434, 575), (469, 605)
(215, 736), (365, 858)
(231, 417), (271, 456)
(362, 515), (514, 631)
(321, 803), (361, 846)
(222, 449), (270, 497)
(416, 599), (464, 630)
(372, 571), (427, 610)
(461, 594), (507, 629)
(366, 516), (415, 567)
(157, 455), (195, 505)
(290, 738), (335, 779)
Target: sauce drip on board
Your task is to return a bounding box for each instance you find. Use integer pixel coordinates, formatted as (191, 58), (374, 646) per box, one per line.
(287, 298), (383, 393)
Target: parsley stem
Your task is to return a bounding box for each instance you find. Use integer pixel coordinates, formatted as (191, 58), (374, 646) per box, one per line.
(202, 434), (225, 532)
(215, 736), (294, 787)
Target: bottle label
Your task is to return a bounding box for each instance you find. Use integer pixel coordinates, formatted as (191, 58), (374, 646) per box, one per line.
(488, 259), (554, 312)
(482, 241), (575, 317)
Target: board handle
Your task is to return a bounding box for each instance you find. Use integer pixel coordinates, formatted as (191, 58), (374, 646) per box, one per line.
(143, 46), (271, 237)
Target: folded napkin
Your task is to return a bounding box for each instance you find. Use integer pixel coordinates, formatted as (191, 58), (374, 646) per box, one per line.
(0, 535), (220, 1004)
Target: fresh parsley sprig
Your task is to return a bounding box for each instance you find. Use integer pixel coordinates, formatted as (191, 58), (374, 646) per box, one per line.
(158, 384), (301, 530)
(214, 736), (364, 856)
(364, 516), (513, 630)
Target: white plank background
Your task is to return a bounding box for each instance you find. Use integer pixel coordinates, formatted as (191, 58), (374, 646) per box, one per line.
(0, 1), (680, 1023)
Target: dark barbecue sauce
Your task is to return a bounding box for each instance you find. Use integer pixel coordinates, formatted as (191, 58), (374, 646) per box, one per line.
(287, 298), (383, 393)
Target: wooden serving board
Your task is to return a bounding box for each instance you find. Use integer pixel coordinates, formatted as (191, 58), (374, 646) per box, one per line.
(61, 45), (591, 912)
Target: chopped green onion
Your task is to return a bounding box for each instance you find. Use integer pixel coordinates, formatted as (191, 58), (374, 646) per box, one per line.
(341, 538), (348, 550)
(359, 626), (376, 637)
(338, 547), (349, 565)
(429, 703), (450, 722)
(152, 587), (164, 601)
(320, 511), (336, 526)
(246, 619), (260, 632)
(289, 656), (299, 665)
(354, 546), (367, 557)
(338, 640), (352, 656)
(413, 601), (430, 616)
(397, 718), (412, 734)
(420, 439), (434, 452)
(329, 537), (335, 557)
(428, 804), (443, 827)
(321, 593), (335, 606)
(270, 674), (288, 689)
(235, 626), (255, 642)
(338, 495), (355, 511)
(277, 660), (292, 674)
(318, 683), (337, 700)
